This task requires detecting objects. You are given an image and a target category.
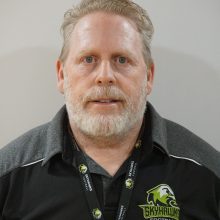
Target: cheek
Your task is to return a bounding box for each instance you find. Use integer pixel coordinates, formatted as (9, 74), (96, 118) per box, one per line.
(121, 75), (146, 96)
(63, 77), (78, 100)
(126, 77), (147, 101)
(65, 86), (82, 100)
(66, 59), (96, 78)
(119, 83), (139, 105)
(76, 65), (96, 76)
(64, 72), (83, 93)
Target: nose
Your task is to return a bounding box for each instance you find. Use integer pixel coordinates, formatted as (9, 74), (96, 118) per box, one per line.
(95, 61), (116, 86)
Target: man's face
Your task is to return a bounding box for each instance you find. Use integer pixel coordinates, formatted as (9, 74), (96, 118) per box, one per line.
(57, 12), (154, 137)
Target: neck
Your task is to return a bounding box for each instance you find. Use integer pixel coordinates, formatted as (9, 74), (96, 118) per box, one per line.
(69, 120), (143, 176)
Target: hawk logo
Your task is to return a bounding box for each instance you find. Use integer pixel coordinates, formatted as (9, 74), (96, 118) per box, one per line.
(139, 184), (180, 220)
(147, 184), (178, 207)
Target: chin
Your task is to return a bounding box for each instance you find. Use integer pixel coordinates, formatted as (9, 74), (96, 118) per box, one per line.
(69, 108), (143, 138)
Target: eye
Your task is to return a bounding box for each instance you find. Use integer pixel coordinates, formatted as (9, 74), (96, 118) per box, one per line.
(115, 56), (128, 64)
(84, 56), (96, 64)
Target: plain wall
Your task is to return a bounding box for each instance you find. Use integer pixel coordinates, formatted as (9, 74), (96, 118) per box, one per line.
(0, 0), (219, 151)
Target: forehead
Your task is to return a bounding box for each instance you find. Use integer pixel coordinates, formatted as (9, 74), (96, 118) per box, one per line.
(68, 12), (143, 56)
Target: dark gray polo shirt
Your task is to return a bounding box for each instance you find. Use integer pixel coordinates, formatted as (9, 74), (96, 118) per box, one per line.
(0, 102), (220, 219)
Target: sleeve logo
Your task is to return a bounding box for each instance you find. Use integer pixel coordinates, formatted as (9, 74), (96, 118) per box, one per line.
(139, 184), (180, 220)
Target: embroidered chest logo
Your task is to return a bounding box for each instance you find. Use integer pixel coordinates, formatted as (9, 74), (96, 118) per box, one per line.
(139, 184), (180, 220)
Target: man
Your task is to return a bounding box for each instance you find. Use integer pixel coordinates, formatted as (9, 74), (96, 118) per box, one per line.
(0, 0), (219, 219)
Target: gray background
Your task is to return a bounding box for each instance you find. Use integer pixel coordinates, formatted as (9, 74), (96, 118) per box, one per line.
(0, 0), (219, 151)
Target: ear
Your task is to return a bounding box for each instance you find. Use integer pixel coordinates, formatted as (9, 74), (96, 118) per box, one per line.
(56, 60), (65, 94)
(146, 62), (155, 95)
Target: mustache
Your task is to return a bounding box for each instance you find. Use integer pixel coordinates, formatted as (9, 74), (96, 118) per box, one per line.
(82, 86), (128, 103)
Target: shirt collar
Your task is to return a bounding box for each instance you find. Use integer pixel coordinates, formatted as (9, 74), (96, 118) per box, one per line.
(147, 102), (169, 155)
(41, 102), (170, 166)
(41, 106), (67, 166)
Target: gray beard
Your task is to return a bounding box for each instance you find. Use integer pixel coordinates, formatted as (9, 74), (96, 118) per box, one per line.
(64, 78), (148, 138)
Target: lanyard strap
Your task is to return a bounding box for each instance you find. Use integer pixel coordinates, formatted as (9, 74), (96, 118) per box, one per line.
(76, 141), (141, 220)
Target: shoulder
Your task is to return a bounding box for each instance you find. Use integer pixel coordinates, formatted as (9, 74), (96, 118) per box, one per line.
(0, 105), (67, 178)
(164, 118), (220, 178)
(0, 123), (50, 177)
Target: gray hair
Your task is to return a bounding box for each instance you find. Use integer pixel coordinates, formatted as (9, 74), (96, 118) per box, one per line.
(59, 0), (154, 65)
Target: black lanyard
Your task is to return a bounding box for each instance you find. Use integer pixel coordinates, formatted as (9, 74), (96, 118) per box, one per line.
(75, 140), (142, 220)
